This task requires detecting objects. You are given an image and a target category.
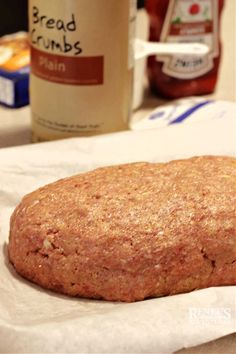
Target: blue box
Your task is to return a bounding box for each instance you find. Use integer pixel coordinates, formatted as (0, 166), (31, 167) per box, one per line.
(0, 33), (30, 108)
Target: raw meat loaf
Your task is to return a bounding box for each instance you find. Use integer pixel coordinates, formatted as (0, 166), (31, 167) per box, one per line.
(8, 156), (236, 302)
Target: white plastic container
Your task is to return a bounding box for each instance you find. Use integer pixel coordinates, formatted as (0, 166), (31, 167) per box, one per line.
(133, 7), (149, 110)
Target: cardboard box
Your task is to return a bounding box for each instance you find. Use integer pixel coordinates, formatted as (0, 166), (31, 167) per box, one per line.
(0, 32), (29, 108)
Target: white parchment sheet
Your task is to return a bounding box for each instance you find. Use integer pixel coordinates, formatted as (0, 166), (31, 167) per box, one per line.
(0, 117), (236, 353)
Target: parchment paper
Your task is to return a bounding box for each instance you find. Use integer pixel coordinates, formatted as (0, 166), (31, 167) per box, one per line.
(0, 116), (236, 353)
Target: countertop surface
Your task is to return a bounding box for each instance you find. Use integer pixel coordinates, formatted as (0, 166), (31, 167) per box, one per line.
(0, 1), (235, 353)
(0, 1), (235, 149)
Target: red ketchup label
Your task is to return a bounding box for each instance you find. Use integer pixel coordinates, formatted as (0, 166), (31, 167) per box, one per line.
(159, 0), (219, 79)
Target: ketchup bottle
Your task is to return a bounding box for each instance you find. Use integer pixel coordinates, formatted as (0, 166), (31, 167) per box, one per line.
(146, 0), (225, 98)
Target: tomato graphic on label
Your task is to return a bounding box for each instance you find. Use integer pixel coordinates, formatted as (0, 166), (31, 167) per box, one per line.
(189, 3), (201, 15)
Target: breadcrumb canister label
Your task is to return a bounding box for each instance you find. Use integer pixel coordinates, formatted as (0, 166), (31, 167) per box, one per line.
(29, 0), (135, 140)
(31, 46), (103, 85)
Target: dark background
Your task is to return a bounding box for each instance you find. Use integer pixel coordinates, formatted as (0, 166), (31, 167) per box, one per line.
(138, 0), (145, 9)
(0, 0), (145, 37)
(0, 0), (28, 36)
